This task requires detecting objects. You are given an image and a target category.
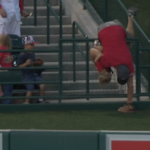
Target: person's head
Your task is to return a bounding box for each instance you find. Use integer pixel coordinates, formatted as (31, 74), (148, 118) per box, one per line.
(99, 69), (112, 86)
(22, 35), (39, 50)
(117, 64), (130, 85)
(0, 34), (12, 49)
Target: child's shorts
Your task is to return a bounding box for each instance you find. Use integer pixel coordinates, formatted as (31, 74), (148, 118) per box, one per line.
(23, 73), (44, 91)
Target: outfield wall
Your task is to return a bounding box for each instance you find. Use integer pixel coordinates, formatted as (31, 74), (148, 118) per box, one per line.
(1, 130), (150, 150)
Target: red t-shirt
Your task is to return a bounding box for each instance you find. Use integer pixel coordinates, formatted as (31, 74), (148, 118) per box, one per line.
(96, 25), (134, 76)
(0, 46), (13, 68)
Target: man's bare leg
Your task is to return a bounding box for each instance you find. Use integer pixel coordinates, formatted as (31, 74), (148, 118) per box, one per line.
(126, 16), (135, 38)
(126, 7), (138, 38)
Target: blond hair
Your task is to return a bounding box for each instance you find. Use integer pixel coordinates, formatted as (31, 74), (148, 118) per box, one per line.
(99, 72), (111, 86)
(0, 34), (12, 49)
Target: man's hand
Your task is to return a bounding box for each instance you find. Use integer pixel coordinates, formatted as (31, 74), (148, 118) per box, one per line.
(3, 55), (14, 63)
(0, 5), (7, 18)
(21, 10), (32, 17)
(25, 59), (32, 66)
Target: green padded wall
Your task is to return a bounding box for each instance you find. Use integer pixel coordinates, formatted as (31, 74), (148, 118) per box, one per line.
(10, 130), (99, 150)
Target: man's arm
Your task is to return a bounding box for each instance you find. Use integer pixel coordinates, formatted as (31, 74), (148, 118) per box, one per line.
(94, 46), (103, 53)
(127, 75), (133, 103)
(19, 0), (24, 12)
(94, 52), (103, 63)
(18, 59), (32, 67)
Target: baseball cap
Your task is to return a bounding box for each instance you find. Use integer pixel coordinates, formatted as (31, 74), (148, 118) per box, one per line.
(22, 35), (39, 45)
(117, 65), (130, 85)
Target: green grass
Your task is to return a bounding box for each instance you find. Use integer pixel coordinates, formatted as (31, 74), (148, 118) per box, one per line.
(1, 110), (150, 130)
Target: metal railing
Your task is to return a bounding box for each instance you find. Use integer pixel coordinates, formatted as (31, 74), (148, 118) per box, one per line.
(33, 0), (63, 44)
(44, 0), (63, 44)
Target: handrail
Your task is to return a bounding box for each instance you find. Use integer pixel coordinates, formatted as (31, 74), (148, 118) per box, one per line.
(73, 21), (88, 38)
(118, 0), (150, 46)
(43, 0), (63, 44)
(44, 0), (60, 22)
(34, 0), (37, 26)
(72, 21), (88, 82)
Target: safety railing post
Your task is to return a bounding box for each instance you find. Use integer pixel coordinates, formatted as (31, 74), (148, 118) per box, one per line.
(148, 47), (150, 94)
(136, 39), (141, 101)
(104, 0), (108, 21)
(34, 0), (37, 26)
(59, 39), (63, 103)
(59, 0), (63, 39)
(47, 0), (50, 44)
(86, 38), (89, 100)
(72, 22), (76, 81)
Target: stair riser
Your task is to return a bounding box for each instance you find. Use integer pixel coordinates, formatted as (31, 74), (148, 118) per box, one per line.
(34, 44), (90, 52)
(42, 72), (99, 81)
(21, 26), (77, 35)
(24, 7), (64, 16)
(24, 0), (58, 6)
(44, 82), (118, 91)
(21, 17), (71, 26)
(22, 35), (82, 44)
(36, 52), (87, 62)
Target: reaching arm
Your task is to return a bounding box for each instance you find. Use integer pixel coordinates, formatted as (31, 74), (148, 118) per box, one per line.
(94, 45), (103, 53)
(18, 59), (32, 67)
(127, 75), (133, 103)
(94, 52), (103, 63)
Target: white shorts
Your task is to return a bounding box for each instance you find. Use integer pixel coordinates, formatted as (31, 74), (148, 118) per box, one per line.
(6, 13), (21, 36)
(0, 23), (7, 35)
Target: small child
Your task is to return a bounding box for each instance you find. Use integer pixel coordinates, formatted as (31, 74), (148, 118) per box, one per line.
(0, 35), (13, 97)
(18, 35), (45, 104)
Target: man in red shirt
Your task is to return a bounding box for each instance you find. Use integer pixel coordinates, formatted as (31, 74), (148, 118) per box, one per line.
(90, 7), (137, 113)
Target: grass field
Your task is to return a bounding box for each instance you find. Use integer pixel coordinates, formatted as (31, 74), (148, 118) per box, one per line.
(0, 110), (150, 130)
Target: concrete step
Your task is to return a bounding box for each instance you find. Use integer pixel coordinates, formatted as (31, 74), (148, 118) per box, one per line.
(21, 34), (82, 44)
(42, 71), (99, 81)
(21, 16), (71, 26)
(24, 6), (64, 16)
(21, 25), (77, 35)
(44, 81), (118, 91)
(35, 52), (86, 62)
(24, 0), (59, 6)
(43, 62), (97, 72)
(34, 44), (88, 52)
(43, 89), (124, 96)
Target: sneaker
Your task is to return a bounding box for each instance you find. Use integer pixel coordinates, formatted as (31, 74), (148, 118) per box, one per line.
(118, 103), (135, 113)
(94, 40), (100, 47)
(23, 102), (29, 104)
(128, 7), (138, 17)
(37, 99), (46, 104)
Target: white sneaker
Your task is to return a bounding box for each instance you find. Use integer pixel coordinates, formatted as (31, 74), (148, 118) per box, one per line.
(23, 102), (29, 104)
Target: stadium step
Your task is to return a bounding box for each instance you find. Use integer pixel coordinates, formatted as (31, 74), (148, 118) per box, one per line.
(21, 16), (71, 26)
(21, 25), (77, 35)
(24, 6), (65, 16)
(24, 0), (58, 6)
